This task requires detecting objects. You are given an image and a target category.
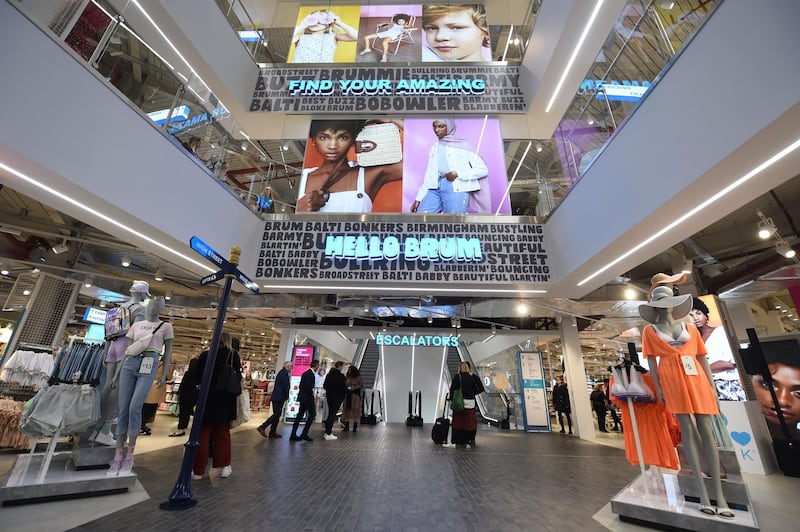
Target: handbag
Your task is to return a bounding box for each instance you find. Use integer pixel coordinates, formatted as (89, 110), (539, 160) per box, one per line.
(214, 349), (242, 396)
(232, 391), (251, 427)
(355, 122), (403, 167)
(124, 322), (165, 356)
(451, 375), (465, 413)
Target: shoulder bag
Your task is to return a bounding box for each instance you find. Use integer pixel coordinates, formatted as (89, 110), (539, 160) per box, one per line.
(214, 349), (242, 396)
(451, 374), (465, 413)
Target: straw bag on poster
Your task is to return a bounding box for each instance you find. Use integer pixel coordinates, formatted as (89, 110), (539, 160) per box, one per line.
(355, 123), (403, 167)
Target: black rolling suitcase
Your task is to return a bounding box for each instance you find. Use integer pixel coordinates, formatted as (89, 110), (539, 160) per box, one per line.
(406, 390), (423, 427)
(360, 390), (379, 425)
(431, 394), (450, 444)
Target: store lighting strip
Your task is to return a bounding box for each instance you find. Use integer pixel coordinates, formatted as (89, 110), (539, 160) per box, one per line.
(130, 0), (212, 95)
(545, 0), (605, 113)
(0, 161), (216, 274)
(577, 137), (800, 287)
(260, 284), (546, 295)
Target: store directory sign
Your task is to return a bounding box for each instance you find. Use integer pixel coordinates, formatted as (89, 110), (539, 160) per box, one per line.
(285, 345), (316, 422)
(517, 351), (550, 432)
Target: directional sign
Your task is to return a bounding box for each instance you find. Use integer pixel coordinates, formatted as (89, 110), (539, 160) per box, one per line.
(189, 236), (259, 294)
(200, 271), (226, 286)
(235, 271), (259, 293)
(190, 236), (231, 271)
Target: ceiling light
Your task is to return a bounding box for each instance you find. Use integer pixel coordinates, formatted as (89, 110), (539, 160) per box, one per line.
(577, 137), (800, 287)
(154, 267), (164, 281)
(348, 317), (354, 327)
(22, 289), (31, 296)
(241, 142), (248, 151)
(315, 313), (322, 322)
(757, 218), (777, 239)
(0, 264), (8, 276)
(427, 316), (433, 324)
(165, 291), (172, 301)
(99, 300), (107, 308)
(624, 287), (637, 300)
(587, 118), (595, 126)
(84, 276), (93, 288)
(121, 254), (131, 267)
(776, 241), (796, 258)
(32, 267), (40, 273)
(535, 142), (543, 153)
(517, 303), (528, 315)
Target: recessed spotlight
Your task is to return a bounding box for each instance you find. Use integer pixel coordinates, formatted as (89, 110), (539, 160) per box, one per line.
(154, 267), (164, 281)
(121, 254), (131, 267)
(776, 241), (796, 258)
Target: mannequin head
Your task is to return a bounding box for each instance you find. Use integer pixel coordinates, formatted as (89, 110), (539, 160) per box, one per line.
(129, 280), (150, 303)
(146, 296), (164, 321)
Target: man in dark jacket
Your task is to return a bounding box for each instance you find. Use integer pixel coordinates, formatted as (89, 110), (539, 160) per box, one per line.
(257, 360), (292, 438)
(322, 361), (347, 440)
(290, 359), (319, 442)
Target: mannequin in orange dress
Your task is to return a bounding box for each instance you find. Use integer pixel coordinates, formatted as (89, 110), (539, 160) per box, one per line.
(640, 273), (733, 520)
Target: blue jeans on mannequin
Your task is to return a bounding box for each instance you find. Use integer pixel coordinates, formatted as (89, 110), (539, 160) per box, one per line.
(418, 177), (469, 214)
(116, 354), (158, 447)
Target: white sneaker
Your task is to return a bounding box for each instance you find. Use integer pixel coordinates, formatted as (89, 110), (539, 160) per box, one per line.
(94, 432), (117, 446)
(191, 473), (203, 480)
(323, 433), (338, 440)
(220, 465), (232, 478)
(442, 443), (456, 448)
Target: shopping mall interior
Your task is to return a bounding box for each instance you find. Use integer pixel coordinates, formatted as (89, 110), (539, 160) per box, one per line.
(1, 0), (799, 530)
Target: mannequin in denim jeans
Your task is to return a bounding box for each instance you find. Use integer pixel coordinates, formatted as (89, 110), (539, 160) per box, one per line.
(107, 297), (173, 476)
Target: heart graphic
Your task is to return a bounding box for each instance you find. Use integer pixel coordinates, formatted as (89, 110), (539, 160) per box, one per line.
(731, 431), (751, 446)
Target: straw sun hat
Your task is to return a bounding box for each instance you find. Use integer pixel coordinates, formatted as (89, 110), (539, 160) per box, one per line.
(638, 273), (692, 323)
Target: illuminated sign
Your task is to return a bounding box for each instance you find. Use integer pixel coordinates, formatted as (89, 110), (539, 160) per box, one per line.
(580, 79), (651, 102)
(147, 105), (189, 125)
(167, 105), (229, 134)
(251, 66), (523, 113)
(83, 307), (108, 324)
(375, 333), (459, 347)
(255, 221), (549, 287)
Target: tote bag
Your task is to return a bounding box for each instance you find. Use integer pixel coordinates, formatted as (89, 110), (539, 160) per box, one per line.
(451, 375), (465, 413)
(214, 349), (242, 396)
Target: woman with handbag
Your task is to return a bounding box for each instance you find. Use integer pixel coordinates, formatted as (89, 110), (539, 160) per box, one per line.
(340, 365), (363, 432)
(296, 119), (403, 213)
(190, 331), (241, 480)
(447, 361), (485, 447)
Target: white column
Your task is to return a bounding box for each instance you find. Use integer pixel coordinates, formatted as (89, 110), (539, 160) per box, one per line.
(560, 315), (594, 439)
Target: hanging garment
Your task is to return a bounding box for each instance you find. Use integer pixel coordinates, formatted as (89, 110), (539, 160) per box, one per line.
(610, 373), (680, 470)
(610, 365), (656, 403)
(642, 323), (719, 415)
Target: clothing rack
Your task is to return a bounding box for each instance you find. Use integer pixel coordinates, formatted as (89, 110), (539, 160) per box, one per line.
(19, 341), (106, 483)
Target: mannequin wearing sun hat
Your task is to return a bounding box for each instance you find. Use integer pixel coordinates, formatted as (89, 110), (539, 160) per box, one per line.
(91, 280), (149, 446)
(640, 273), (733, 520)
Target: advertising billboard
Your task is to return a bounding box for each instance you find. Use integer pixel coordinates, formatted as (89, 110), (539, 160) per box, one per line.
(289, 4), (492, 64)
(285, 345), (316, 422)
(296, 117), (509, 214)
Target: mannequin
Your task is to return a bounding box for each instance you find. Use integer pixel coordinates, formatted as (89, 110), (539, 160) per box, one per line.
(639, 273), (733, 519)
(107, 296), (173, 476)
(93, 280), (149, 446)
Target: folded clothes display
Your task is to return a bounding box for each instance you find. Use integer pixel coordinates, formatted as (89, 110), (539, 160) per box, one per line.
(0, 350), (54, 388)
(0, 398), (34, 449)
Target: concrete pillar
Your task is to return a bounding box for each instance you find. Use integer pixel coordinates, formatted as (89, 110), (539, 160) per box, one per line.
(726, 302), (758, 342)
(560, 315), (594, 439)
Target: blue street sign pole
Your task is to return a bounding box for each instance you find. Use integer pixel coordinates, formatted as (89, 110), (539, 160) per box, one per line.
(160, 243), (256, 510)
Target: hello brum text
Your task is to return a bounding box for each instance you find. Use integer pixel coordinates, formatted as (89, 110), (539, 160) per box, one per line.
(324, 235), (482, 262)
(287, 78), (486, 96)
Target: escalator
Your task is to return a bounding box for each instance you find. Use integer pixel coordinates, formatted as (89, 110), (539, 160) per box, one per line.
(358, 340), (381, 390)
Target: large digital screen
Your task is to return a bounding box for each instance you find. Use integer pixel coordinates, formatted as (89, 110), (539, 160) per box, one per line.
(296, 117), (510, 214)
(285, 345), (316, 422)
(289, 4), (492, 64)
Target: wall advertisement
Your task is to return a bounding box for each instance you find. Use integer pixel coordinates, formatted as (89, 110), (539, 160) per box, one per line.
(285, 345), (315, 423)
(251, 65), (524, 113)
(254, 220), (549, 287)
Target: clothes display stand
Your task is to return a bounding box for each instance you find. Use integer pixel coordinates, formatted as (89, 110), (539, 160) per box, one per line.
(0, 339), (135, 505)
(609, 346), (759, 531)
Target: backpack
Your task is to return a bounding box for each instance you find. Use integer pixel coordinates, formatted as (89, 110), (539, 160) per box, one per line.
(104, 304), (132, 340)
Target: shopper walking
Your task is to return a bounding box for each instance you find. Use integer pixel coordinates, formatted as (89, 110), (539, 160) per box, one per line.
(322, 361), (347, 440)
(552, 375), (572, 434)
(591, 383), (609, 433)
(290, 359), (319, 442)
(603, 381), (622, 432)
(191, 331), (240, 479)
(340, 365), (363, 432)
(447, 361), (486, 447)
(170, 356), (198, 438)
(257, 361), (292, 438)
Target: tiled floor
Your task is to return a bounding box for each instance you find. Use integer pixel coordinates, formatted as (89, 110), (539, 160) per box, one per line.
(1, 413), (797, 531)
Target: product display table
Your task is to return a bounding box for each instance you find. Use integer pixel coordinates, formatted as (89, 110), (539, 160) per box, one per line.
(611, 468), (758, 532)
(0, 451), (135, 505)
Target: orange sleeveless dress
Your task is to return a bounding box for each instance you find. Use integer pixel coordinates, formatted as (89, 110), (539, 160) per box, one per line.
(641, 323), (718, 415)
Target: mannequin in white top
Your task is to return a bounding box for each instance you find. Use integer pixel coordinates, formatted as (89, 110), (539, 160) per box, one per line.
(107, 297), (174, 476)
(92, 281), (148, 446)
